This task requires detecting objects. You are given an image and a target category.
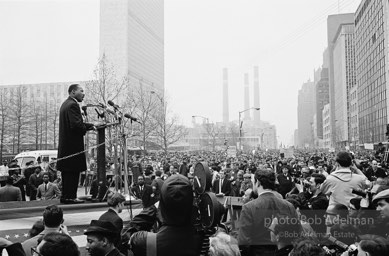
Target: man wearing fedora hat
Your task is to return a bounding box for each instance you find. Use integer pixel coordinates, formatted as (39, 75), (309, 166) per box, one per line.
(85, 220), (125, 256)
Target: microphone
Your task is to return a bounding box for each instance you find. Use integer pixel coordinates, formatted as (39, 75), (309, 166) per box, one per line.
(108, 100), (120, 111)
(95, 108), (104, 119)
(124, 113), (140, 123)
(81, 106), (88, 116)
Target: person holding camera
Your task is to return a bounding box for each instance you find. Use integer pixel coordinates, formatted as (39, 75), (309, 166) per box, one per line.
(130, 174), (202, 256)
(22, 205), (69, 256)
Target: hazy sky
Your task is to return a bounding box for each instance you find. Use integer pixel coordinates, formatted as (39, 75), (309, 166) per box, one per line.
(0, 0), (361, 146)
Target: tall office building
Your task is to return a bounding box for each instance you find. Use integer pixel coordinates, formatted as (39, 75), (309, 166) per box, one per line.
(332, 22), (355, 148)
(253, 66), (260, 124)
(244, 73), (250, 120)
(316, 68), (329, 143)
(327, 13), (354, 148)
(297, 80), (315, 148)
(222, 68), (229, 123)
(100, 0), (164, 92)
(355, 0), (389, 145)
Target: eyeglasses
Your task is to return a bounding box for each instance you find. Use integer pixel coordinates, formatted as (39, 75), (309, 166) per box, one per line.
(31, 247), (43, 256)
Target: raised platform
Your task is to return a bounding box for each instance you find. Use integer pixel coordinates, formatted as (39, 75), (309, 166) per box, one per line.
(0, 198), (142, 220)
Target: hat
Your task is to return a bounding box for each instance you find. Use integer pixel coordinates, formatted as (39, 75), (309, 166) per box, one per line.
(84, 220), (119, 236)
(372, 188), (389, 204)
(243, 173), (251, 178)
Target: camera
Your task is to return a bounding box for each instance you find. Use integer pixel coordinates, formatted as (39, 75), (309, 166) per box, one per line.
(322, 235), (358, 256)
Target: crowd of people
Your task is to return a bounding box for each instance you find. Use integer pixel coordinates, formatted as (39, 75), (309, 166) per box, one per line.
(1, 148), (389, 255)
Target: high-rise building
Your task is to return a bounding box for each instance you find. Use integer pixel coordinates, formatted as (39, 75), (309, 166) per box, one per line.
(244, 73), (250, 120)
(327, 13), (354, 148)
(100, 0), (164, 92)
(355, 0), (389, 145)
(332, 22), (356, 148)
(222, 68), (229, 124)
(316, 68), (329, 145)
(253, 66), (260, 124)
(323, 103), (331, 148)
(297, 80), (315, 148)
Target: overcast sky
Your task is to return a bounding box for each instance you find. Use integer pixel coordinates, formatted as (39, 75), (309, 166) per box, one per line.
(0, 0), (361, 146)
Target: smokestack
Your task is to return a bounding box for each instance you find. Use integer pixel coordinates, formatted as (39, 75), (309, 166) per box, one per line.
(223, 68), (229, 123)
(253, 66), (260, 124)
(244, 73), (250, 120)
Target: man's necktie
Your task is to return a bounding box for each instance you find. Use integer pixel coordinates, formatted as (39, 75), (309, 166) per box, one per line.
(45, 184), (47, 192)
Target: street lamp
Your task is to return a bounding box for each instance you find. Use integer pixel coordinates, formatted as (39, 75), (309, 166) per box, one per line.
(192, 115), (209, 150)
(239, 107), (260, 151)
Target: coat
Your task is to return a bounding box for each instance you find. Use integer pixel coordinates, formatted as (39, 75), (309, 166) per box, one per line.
(131, 184), (153, 208)
(0, 185), (22, 202)
(36, 182), (61, 200)
(212, 178), (231, 196)
(57, 97), (94, 173)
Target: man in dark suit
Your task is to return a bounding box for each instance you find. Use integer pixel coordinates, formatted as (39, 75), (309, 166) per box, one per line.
(57, 84), (95, 204)
(131, 176), (153, 208)
(0, 176), (22, 202)
(212, 169), (231, 196)
(238, 170), (299, 256)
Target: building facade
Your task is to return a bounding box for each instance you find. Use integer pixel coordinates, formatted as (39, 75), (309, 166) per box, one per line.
(355, 0), (389, 145)
(333, 23), (356, 148)
(100, 0), (164, 92)
(297, 80), (315, 148)
(323, 103), (332, 149)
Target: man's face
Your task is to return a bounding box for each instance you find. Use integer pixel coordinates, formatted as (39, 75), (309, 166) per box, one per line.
(376, 199), (389, 219)
(242, 188), (252, 204)
(308, 177), (318, 194)
(138, 176), (144, 185)
(219, 171), (225, 180)
(71, 85), (85, 102)
(43, 175), (49, 184)
(86, 234), (106, 256)
(282, 168), (288, 175)
(372, 161), (378, 170)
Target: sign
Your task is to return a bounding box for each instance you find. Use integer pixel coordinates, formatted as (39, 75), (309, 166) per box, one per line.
(364, 143), (374, 150)
(227, 146), (237, 157)
(280, 148), (294, 158)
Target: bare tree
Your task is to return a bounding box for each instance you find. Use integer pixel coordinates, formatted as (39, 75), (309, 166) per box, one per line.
(125, 82), (158, 153)
(205, 123), (222, 151)
(84, 54), (128, 158)
(9, 85), (30, 153)
(153, 100), (187, 155)
(0, 88), (10, 160)
(29, 98), (43, 150)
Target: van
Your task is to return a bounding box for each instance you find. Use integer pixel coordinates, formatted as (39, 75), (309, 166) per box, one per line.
(14, 150), (58, 172)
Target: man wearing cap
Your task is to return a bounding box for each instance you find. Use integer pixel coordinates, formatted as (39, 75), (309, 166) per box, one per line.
(85, 220), (124, 256)
(372, 188), (389, 237)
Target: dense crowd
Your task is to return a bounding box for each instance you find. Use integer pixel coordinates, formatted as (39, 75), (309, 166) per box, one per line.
(1, 148), (389, 255)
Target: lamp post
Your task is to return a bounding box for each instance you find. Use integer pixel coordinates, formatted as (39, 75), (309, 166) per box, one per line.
(239, 107), (260, 151)
(192, 115), (209, 150)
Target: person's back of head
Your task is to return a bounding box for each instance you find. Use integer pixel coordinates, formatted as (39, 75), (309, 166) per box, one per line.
(107, 192), (125, 207)
(155, 170), (162, 177)
(290, 238), (325, 256)
(38, 232), (79, 256)
(5, 176), (14, 185)
(254, 169), (276, 190)
(358, 234), (389, 256)
(43, 205), (63, 228)
(160, 174), (193, 226)
(29, 219), (44, 237)
(335, 152), (352, 168)
(209, 232), (240, 256)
